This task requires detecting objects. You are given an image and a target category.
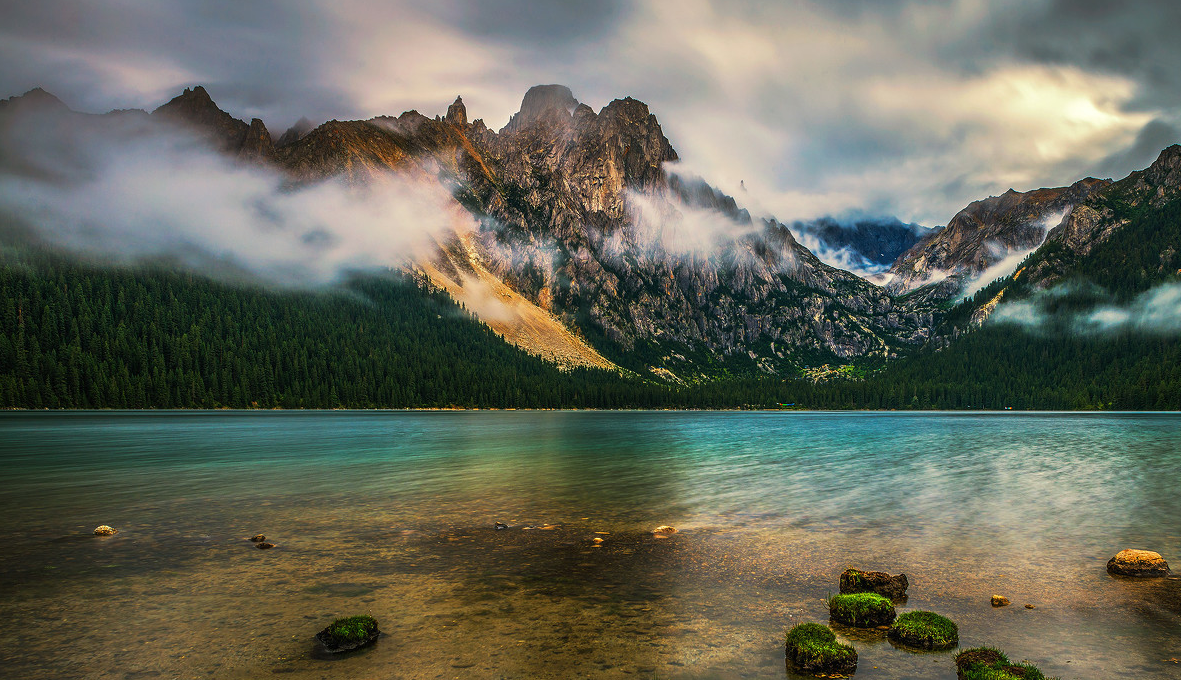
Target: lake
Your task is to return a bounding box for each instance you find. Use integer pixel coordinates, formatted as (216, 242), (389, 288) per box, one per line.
(0, 411), (1178, 679)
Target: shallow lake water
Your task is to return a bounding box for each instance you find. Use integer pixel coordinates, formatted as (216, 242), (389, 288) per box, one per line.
(0, 410), (1179, 679)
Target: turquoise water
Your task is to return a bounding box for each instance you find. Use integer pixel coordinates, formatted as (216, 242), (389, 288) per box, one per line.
(0, 411), (1178, 679)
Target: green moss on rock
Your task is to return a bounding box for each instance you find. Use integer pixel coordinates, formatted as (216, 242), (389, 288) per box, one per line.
(827, 592), (897, 627)
(888, 610), (959, 650)
(785, 622), (857, 675)
(955, 647), (1054, 680)
(315, 615), (380, 653)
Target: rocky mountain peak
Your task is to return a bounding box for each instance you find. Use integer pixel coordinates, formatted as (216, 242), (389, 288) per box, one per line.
(445, 96), (467, 126)
(152, 85), (250, 152)
(277, 117), (314, 147)
(0, 87), (69, 114)
(887, 178), (1109, 299)
(1144, 143), (1181, 190)
(502, 84), (578, 133)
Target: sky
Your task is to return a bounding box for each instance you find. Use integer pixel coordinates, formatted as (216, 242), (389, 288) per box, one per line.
(2, 0), (1179, 226)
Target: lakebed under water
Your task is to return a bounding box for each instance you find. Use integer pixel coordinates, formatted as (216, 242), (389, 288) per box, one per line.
(0, 411), (1178, 679)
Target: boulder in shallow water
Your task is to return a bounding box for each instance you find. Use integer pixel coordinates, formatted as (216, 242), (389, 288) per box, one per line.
(256, 542), (276, 550)
(653, 525), (677, 535)
(828, 592), (897, 627)
(955, 647), (1049, 680)
(888, 610), (958, 650)
(785, 622), (857, 675)
(991, 595), (1010, 607)
(839, 568), (908, 598)
(93, 525), (118, 536)
(249, 534), (266, 542)
(316, 615), (380, 653)
(1107, 549), (1170, 577)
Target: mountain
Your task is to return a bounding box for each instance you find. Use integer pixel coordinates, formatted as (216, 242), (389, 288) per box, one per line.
(789, 216), (930, 273)
(152, 86), (275, 160)
(5, 83), (1181, 403)
(267, 85), (937, 376)
(887, 177), (1110, 301)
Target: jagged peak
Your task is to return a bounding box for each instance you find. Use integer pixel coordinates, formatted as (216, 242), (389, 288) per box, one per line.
(502, 84), (578, 133)
(277, 116), (314, 146)
(445, 95), (467, 126)
(0, 87), (70, 113)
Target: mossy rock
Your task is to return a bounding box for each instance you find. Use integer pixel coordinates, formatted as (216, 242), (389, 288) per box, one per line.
(955, 647), (1054, 680)
(828, 592), (897, 627)
(888, 611), (958, 650)
(785, 622), (857, 675)
(839, 568), (908, 599)
(315, 615), (380, 653)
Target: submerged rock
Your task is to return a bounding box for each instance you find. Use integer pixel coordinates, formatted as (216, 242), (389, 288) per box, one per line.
(839, 568), (908, 599)
(315, 615), (380, 653)
(785, 622), (857, 675)
(1107, 549), (1170, 577)
(494, 521), (508, 531)
(256, 542), (276, 550)
(93, 525), (118, 536)
(828, 592), (897, 627)
(888, 611), (958, 650)
(955, 647), (1049, 680)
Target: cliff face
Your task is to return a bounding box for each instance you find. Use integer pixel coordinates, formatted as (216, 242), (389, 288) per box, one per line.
(887, 178), (1109, 300)
(1, 84), (940, 375)
(1021, 144), (1181, 287)
(152, 86), (276, 160)
(258, 85), (937, 373)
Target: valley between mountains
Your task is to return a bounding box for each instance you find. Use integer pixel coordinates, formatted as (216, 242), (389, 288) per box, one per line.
(2, 83), (1180, 408)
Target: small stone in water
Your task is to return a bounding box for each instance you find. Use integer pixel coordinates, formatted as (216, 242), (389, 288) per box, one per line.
(1025, 604), (1036, 609)
(257, 542), (276, 550)
(249, 534), (266, 542)
(494, 522), (508, 530)
(93, 525), (118, 536)
(991, 595), (1010, 607)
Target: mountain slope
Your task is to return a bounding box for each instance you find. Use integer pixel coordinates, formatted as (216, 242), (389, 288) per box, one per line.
(934, 145), (1181, 333)
(264, 85), (937, 376)
(887, 177), (1109, 300)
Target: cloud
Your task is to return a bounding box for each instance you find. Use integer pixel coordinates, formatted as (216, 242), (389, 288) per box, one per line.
(0, 116), (470, 286)
(959, 208), (1068, 299)
(1, 0), (1176, 231)
(623, 188), (754, 257)
(992, 282), (1181, 336)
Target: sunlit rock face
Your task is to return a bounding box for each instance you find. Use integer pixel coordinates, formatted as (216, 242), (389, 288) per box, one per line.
(2, 83), (938, 375)
(187, 84), (940, 374)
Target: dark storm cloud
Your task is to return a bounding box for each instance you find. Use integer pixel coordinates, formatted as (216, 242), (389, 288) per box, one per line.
(1090, 119), (1181, 180)
(1000, 0), (1181, 108)
(421, 0), (634, 47)
(0, 0), (348, 128)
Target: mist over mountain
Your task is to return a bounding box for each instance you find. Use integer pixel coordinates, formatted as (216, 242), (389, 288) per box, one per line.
(3, 80), (1181, 389)
(788, 217), (932, 277)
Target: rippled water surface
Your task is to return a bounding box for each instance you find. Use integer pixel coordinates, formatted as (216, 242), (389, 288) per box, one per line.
(1, 411), (1179, 679)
